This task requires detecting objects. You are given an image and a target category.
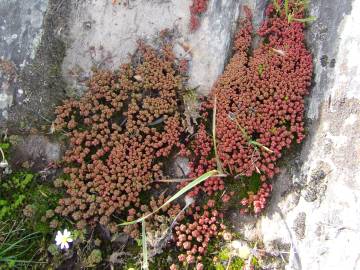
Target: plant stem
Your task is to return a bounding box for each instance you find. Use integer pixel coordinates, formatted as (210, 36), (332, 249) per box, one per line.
(119, 170), (220, 225)
(0, 147), (6, 162)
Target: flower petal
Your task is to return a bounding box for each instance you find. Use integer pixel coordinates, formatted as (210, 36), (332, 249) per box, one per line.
(63, 229), (70, 237)
(67, 237), (73, 243)
(55, 234), (62, 245)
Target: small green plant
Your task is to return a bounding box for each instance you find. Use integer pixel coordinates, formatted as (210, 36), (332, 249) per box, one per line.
(257, 64), (265, 76)
(84, 249), (102, 268)
(273, 0), (316, 24)
(285, 0), (316, 23)
(0, 172), (34, 220)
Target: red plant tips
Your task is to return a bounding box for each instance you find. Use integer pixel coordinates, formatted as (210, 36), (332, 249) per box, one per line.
(240, 182), (272, 215)
(174, 202), (225, 267)
(187, 4), (313, 213)
(189, 0), (209, 32)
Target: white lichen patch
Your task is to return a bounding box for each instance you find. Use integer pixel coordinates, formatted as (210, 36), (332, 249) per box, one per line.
(0, 91), (12, 110)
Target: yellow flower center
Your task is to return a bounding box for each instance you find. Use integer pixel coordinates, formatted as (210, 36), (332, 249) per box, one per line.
(61, 236), (69, 244)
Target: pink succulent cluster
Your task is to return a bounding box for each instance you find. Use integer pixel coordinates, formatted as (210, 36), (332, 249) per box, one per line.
(170, 263), (204, 270)
(54, 43), (187, 232)
(188, 4), (313, 187)
(179, 123), (225, 197)
(173, 200), (225, 268)
(240, 182), (272, 214)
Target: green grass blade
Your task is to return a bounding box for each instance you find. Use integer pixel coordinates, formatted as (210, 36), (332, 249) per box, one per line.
(292, 16), (316, 23)
(142, 220), (149, 270)
(273, 0), (281, 13)
(285, 0), (289, 17)
(232, 117), (250, 142)
(0, 258), (46, 264)
(119, 170), (219, 226)
(0, 232), (40, 256)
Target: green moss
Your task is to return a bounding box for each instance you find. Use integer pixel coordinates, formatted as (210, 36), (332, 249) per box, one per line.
(219, 173), (262, 209)
(229, 257), (245, 269)
(218, 248), (230, 261)
(27, 184), (65, 233)
(215, 263), (225, 270)
(0, 142), (10, 152)
(84, 249), (102, 267)
(0, 172), (34, 220)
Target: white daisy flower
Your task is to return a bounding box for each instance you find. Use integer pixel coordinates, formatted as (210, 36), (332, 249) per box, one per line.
(55, 229), (73, 250)
(230, 240), (251, 259)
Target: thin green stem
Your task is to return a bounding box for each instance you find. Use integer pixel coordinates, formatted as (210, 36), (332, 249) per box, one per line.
(0, 146), (7, 162)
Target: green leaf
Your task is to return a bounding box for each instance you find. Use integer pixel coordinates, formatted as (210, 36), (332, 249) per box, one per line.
(249, 141), (274, 153)
(8, 260), (16, 267)
(135, 238), (142, 247)
(0, 200), (8, 206)
(47, 244), (59, 256)
(0, 143), (10, 150)
(119, 170), (219, 226)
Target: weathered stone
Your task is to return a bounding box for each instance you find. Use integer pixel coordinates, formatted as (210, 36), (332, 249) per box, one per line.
(0, 0), (48, 124)
(10, 134), (62, 171)
(293, 212), (306, 240)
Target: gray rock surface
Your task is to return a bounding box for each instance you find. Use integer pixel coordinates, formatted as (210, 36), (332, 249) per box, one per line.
(62, 0), (267, 95)
(0, 0), (70, 133)
(10, 134), (61, 170)
(0, 0), (48, 121)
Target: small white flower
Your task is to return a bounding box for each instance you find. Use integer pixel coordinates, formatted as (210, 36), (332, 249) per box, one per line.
(230, 240), (251, 259)
(55, 229), (73, 250)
